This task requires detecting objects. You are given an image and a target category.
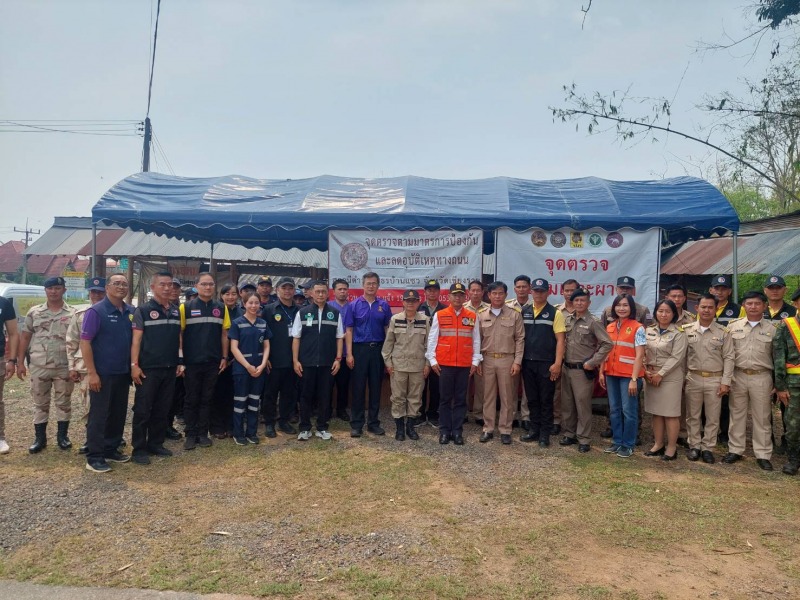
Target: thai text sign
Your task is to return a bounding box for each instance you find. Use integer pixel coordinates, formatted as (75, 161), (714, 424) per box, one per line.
(495, 228), (661, 314)
(329, 229), (483, 306)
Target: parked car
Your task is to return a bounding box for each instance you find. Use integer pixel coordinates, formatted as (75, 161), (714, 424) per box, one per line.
(0, 282), (47, 328)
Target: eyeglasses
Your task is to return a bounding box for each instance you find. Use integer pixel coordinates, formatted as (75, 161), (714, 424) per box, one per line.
(109, 282), (129, 288)
(197, 282), (215, 287)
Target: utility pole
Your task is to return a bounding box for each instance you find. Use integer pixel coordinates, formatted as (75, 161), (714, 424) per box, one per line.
(142, 116), (152, 172)
(14, 219), (40, 284)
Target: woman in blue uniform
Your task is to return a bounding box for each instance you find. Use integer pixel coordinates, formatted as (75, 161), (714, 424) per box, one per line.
(228, 294), (272, 445)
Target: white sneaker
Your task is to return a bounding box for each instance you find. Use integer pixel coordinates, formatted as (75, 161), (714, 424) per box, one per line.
(297, 430), (312, 441)
(315, 430), (332, 440)
(0, 439), (9, 454)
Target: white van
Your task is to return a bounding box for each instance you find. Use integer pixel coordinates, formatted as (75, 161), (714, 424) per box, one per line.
(0, 283), (47, 327)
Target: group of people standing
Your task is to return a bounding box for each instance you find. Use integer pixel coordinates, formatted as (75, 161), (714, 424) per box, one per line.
(1, 269), (798, 478)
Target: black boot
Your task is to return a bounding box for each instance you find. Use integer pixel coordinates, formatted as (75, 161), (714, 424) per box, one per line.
(29, 423), (47, 454)
(56, 421), (72, 450)
(406, 417), (419, 440)
(395, 418), (406, 441)
(775, 435), (788, 456)
(782, 450), (799, 476)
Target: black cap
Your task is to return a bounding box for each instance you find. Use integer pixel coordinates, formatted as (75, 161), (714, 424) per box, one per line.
(531, 278), (549, 291)
(240, 282), (256, 291)
(172, 277), (182, 287)
(711, 274), (732, 288)
(293, 290), (304, 297)
(791, 288), (800, 302)
(402, 289), (421, 301)
(424, 279), (440, 289)
(570, 288), (590, 300)
(276, 276), (295, 288)
(449, 282), (467, 294)
(765, 274), (786, 288)
(616, 276), (635, 288)
(184, 287), (198, 296)
(86, 277), (106, 291)
(258, 276), (273, 285)
(43, 276), (65, 288)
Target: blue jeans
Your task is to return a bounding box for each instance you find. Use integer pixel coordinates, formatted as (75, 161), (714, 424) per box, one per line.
(606, 375), (642, 449)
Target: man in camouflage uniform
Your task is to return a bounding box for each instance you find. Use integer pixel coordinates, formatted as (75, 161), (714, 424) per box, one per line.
(17, 276), (76, 453)
(66, 277), (107, 454)
(773, 287), (800, 476)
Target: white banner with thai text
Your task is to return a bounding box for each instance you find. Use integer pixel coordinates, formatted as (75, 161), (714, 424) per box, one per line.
(495, 228), (661, 314)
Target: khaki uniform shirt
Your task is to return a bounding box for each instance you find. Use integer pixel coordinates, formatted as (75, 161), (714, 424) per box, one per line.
(477, 305), (524, 364)
(465, 301), (489, 314)
(554, 301), (574, 317)
(505, 297), (532, 313)
(676, 310), (696, 327)
(684, 321), (734, 386)
(728, 317), (777, 371)
(564, 312), (612, 368)
(23, 302), (75, 369)
(644, 324), (688, 377)
(66, 306), (90, 373)
(382, 311), (430, 372)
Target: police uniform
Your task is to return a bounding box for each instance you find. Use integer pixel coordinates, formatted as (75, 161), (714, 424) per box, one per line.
(465, 300), (489, 420)
(22, 280), (76, 441)
(229, 314), (272, 440)
(551, 301), (575, 431)
(478, 302), (524, 438)
(726, 316), (778, 464)
(420, 285), (448, 423)
(382, 297), (430, 430)
(131, 298), (181, 459)
(710, 275), (745, 442)
(560, 294), (612, 448)
(683, 321), (734, 455)
(643, 324), (687, 417)
(772, 290), (800, 474)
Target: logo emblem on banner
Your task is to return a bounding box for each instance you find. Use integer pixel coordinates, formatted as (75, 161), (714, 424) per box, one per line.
(530, 230), (547, 247)
(570, 232), (583, 248)
(589, 233), (602, 247)
(550, 232), (566, 248)
(606, 232), (624, 248)
(340, 243), (369, 271)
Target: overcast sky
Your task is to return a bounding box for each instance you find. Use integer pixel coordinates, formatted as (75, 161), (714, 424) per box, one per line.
(0, 0), (777, 245)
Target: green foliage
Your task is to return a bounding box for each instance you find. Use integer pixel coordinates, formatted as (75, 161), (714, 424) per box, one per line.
(756, 0), (800, 29)
(721, 184), (781, 221)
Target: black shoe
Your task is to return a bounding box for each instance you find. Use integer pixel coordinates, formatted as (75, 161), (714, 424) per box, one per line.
(480, 432), (494, 443)
(278, 422), (296, 435)
(264, 425), (277, 439)
(722, 452), (742, 464)
(85, 459), (111, 473)
(644, 446), (665, 457)
(782, 458), (799, 475)
(148, 446), (173, 457)
(336, 410), (350, 421)
(132, 453), (151, 465)
(701, 450), (715, 464)
(118, 439), (127, 448)
(439, 433), (451, 445)
(184, 437), (197, 451)
(453, 434), (464, 446)
(578, 444), (590, 453)
(520, 432), (537, 443)
(246, 435), (260, 445)
(501, 434), (512, 445)
(512, 419), (521, 429)
(350, 429), (363, 438)
(367, 425), (385, 436)
(521, 420), (531, 432)
(428, 417), (439, 427)
(105, 451), (131, 463)
(56, 421), (72, 450)
(677, 437), (690, 449)
(539, 436), (550, 448)
(661, 451), (677, 461)
(29, 423), (47, 454)
(687, 448), (701, 462)
(395, 418), (406, 442)
(756, 458), (773, 471)
(559, 436), (578, 446)
(196, 435), (213, 448)
(551, 424), (561, 435)
(165, 427), (182, 440)
(78, 444), (88, 455)
(600, 427), (612, 439)
(718, 433), (729, 444)
(474, 418), (485, 427)
(406, 420), (419, 440)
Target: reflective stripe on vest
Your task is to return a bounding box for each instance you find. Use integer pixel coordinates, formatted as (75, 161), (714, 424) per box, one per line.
(604, 319), (642, 378)
(784, 317), (800, 373)
(436, 306), (475, 367)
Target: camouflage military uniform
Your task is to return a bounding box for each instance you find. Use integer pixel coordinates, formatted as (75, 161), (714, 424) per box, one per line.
(773, 315), (800, 469)
(23, 302), (76, 424)
(66, 306), (90, 414)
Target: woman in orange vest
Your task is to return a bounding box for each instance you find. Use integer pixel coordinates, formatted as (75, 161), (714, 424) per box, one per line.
(600, 295), (646, 458)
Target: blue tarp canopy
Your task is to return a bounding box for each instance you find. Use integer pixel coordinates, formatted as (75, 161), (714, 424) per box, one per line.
(92, 172), (739, 252)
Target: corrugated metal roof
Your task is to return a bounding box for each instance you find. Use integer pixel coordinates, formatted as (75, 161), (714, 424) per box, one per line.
(739, 210), (800, 234)
(24, 227), (87, 256)
(661, 230), (800, 276)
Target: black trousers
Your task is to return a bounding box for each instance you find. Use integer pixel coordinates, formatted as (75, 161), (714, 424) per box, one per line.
(300, 365), (333, 432)
(210, 366), (234, 435)
(168, 376), (185, 424)
(262, 366), (297, 427)
(86, 373), (131, 462)
(438, 366), (470, 436)
(350, 343), (385, 431)
(422, 372), (441, 418)
(522, 360), (555, 436)
(132, 367), (175, 454)
(183, 362), (219, 438)
(329, 361), (351, 418)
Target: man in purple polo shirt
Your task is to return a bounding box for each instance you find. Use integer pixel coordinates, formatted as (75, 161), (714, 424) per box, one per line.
(345, 272), (392, 437)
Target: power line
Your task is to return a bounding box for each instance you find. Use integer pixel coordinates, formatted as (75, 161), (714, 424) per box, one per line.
(146, 0), (162, 118)
(0, 121), (142, 136)
(152, 130), (175, 174)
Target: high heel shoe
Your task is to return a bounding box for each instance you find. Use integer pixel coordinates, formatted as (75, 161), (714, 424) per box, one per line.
(661, 451), (677, 461)
(644, 446), (665, 457)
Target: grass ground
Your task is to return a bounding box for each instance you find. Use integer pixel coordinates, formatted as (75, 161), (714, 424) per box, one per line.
(0, 376), (798, 599)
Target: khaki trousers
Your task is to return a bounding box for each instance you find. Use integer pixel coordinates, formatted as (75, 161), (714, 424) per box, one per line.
(685, 373), (722, 452)
(482, 355), (516, 435)
(729, 370), (773, 459)
(30, 365), (74, 424)
(468, 371), (484, 417)
(389, 370), (424, 419)
(514, 373), (530, 421)
(561, 368), (595, 444)
(553, 377), (562, 425)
